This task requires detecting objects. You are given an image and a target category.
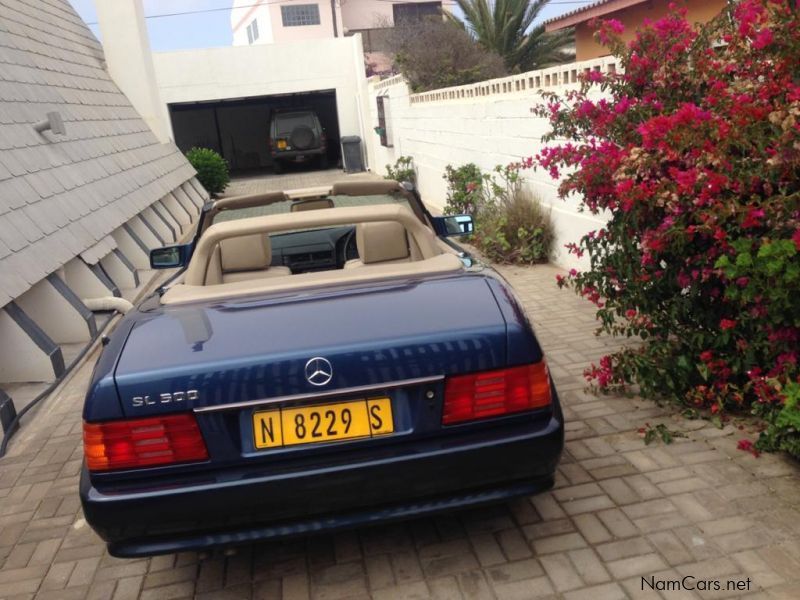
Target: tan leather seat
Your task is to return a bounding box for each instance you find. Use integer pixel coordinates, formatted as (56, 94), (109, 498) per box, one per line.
(205, 234), (291, 284)
(344, 221), (411, 269)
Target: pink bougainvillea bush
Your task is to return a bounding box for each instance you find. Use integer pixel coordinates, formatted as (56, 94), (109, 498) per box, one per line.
(535, 1), (800, 456)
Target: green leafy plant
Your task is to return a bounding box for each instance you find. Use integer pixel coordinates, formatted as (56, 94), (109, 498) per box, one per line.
(443, 163), (484, 216)
(534, 2), (800, 456)
(385, 156), (416, 185)
(752, 381), (800, 456)
(639, 423), (687, 446)
(186, 147), (230, 196)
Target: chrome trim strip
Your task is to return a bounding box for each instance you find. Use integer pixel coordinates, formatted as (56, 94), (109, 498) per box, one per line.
(192, 375), (445, 413)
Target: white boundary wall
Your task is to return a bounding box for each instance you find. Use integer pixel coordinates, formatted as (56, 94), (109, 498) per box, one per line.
(365, 57), (619, 270)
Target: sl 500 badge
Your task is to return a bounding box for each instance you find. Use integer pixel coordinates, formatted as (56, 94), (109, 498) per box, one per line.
(132, 390), (199, 407)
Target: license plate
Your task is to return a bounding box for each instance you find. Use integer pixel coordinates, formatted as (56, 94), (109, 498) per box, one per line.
(277, 140), (287, 150)
(252, 398), (393, 450)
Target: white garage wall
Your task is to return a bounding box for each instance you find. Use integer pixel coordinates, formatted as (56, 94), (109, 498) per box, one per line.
(153, 35), (370, 148)
(365, 59), (618, 270)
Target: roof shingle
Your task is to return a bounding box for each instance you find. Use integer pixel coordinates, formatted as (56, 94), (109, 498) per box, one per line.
(0, 0), (199, 307)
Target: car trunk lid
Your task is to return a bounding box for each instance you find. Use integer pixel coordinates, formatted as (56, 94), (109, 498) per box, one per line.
(114, 276), (507, 418)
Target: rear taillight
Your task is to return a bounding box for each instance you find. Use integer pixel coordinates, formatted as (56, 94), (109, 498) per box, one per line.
(442, 362), (551, 425)
(83, 413), (208, 472)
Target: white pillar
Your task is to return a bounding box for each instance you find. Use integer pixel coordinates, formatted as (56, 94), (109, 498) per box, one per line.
(351, 33), (373, 170)
(94, 0), (171, 143)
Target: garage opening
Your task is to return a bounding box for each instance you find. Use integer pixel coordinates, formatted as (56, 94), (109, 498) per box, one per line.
(168, 90), (341, 173)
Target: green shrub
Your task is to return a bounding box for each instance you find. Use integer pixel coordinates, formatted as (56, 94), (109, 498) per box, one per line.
(186, 147), (230, 196)
(387, 17), (506, 93)
(385, 156), (416, 185)
(444, 161), (554, 264)
(473, 188), (554, 264)
(443, 163), (483, 217)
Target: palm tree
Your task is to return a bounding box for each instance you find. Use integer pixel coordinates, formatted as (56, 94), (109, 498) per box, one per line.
(450, 0), (575, 73)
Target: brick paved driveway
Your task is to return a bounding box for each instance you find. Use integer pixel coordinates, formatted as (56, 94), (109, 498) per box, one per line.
(1, 172), (799, 600)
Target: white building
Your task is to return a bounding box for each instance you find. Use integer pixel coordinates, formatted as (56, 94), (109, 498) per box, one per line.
(231, 0), (452, 47)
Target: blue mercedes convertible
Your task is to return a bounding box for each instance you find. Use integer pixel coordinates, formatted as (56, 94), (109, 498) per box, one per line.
(80, 179), (564, 557)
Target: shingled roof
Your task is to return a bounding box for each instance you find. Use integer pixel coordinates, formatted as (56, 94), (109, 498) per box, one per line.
(544, 0), (648, 31)
(0, 0), (199, 308)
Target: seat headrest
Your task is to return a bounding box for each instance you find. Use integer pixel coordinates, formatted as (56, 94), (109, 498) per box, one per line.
(219, 234), (272, 272)
(356, 221), (409, 264)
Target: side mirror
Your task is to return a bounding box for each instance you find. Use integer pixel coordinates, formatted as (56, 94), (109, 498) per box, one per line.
(150, 245), (191, 269)
(434, 215), (474, 237)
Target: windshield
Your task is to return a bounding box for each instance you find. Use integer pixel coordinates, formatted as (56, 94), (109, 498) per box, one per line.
(273, 113), (316, 136)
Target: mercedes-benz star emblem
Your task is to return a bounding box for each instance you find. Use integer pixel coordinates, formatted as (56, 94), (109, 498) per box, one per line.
(305, 357), (333, 387)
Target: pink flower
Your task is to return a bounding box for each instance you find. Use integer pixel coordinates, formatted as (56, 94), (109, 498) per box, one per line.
(720, 319), (737, 330)
(605, 19), (625, 35)
(741, 208), (765, 229)
(700, 351), (713, 362)
(737, 439), (760, 457)
(793, 229), (800, 251)
(752, 28), (773, 50)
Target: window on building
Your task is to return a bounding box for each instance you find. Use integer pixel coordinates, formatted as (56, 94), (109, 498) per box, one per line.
(393, 2), (442, 25)
(246, 19), (259, 44)
(281, 4), (321, 27)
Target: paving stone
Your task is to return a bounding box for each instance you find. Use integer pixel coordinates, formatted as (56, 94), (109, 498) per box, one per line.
(487, 558), (545, 584)
(491, 575), (554, 599)
(112, 576), (144, 600)
(454, 570), (492, 599)
(572, 513), (613, 544)
(468, 533), (506, 567)
(496, 528), (532, 561)
(532, 532), (587, 555)
(595, 508), (639, 539)
(540, 552), (584, 591)
(563, 582), (627, 600)
(371, 580), (429, 600)
(607, 553), (668, 579)
(365, 553), (395, 590)
(568, 548), (610, 585)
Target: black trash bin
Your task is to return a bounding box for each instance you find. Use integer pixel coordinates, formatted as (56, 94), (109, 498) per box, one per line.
(341, 136), (365, 173)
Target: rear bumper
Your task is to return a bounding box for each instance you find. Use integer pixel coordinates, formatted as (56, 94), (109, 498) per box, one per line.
(81, 414), (563, 558)
(272, 148), (325, 160)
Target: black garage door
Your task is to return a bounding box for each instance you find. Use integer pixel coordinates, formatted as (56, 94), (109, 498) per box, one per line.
(168, 90), (341, 172)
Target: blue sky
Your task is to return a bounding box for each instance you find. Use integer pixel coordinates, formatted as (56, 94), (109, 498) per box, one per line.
(68, 0), (594, 52)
